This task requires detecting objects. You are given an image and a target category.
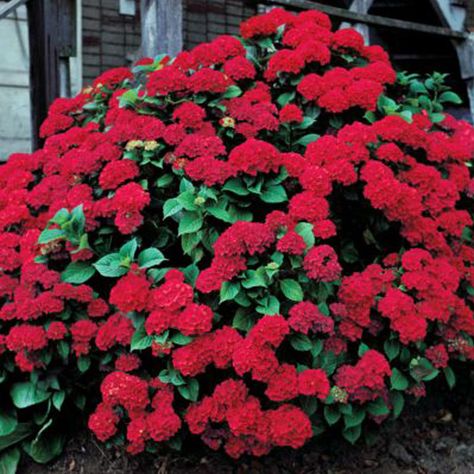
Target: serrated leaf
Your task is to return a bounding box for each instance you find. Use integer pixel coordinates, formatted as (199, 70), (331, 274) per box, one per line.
(260, 185), (288, 203)
(0, 447), (20, 474)
(295, 222), (314, 249)
(61, 262), (96, 284)
(220, 281), (240, 303)
(10, 382), (50, 409)
(222, 85), (242, 99)
(439, 91), (462, 104)
(391, 391), (404, 418)
(367, 398), (390, 416)
(295, 133), (319, 146)
(0, 410), (17, 437)
(38, 229), (65, 245)
(344, 408), (366, 428)
(178, 212), (203, 235)
(390, 368), (409, 391)
(290, 334), (312, 351)
(280, 279), (303, 302)
(52, 391), (66, 411)
(93, 253), (127, 278)
(342, 425), (362, 444)
(119, 239), (138, 260)
(223, 179), (249, 196)
(177, 379), (199, 401)
(384, 340), (400, 361)
(138, 248), (166, 269)
(277, 91), (295, 107)
(131, 325), (154, 351)
(444, 366), (456, 389)
(324, 405), (341, 425)
(163, 198), (183, 219)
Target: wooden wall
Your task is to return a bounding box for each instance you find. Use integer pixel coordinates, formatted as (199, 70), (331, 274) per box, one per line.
(82, 0), (141, 86)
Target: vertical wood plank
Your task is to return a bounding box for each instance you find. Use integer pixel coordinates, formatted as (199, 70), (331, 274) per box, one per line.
(140, 0), (183, 57)
(27, 0), (76, 149)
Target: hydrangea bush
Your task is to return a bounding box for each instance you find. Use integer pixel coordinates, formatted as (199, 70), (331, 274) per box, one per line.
(0, 7), (474, 469)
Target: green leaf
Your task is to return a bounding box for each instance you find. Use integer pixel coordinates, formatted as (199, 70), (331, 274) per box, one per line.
(182, 264), (199, 286)
(439, 91), (462, 104)
(177, 191), (198, 211)
(290, 334), (313, 352)
(220, 281), (240, 303)
(38, 229), (65, 245)
(177, 379), (199, 402)
(23, 419), (64, 464)
(260, 185), (288, 203)
(295, 134), (319, 147)
(178, 212), (203, 236)
(77, 356), (91, 373)
(10, 382), (50, 409)
(119, 239), (138, 260)
(343, 425), (362, 444)
(131, 325), (154, 351)
(119, 88), (138, 107)
(242, 270), (267, 289)
(0, 423), (33, 452)
(223, 179), (249, 196)
(222, 85), (242, 99)
(206, 206), (234, 223)
(280, 279), (303, 302)
(61, 262), (96, 284)
(52, 391), (66, 411)
(0, 447), (20, 474)
(171, 333), (193, 346)
(430, 112), (445, 123)
(232, 310), (253, 331)
(324, 405), (341, 426)
(277, 91), (295, 107)
(163, 198), (183, 219)
(409, 80), (428, 95)
(410, 358), (439, 382)
(295, 222), (314, 249)
(341, 243), (359, 264)
(390, 368), (409, 391)
(384, 340), (400, 361)
(367, 398), (390, 416)
(138, 248), (166, 269)
(0, 410), (17, 437)
(391, 391), (404, 419)
(444, 366), (456, 389)
(320, 351), (338, 375)
(93, 253), (127, 278)
(311, 339), (323, 358)
(256, 295), (280, 315)
(344, 408), (366, 428)
(301, 396), (318, 416)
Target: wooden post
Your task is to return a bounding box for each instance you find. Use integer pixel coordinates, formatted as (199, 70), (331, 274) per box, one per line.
(27, 0), (76, 150)
(140, 0), (183, 57)
(430, 0), (474, 120)
(340, 0), (375, 44)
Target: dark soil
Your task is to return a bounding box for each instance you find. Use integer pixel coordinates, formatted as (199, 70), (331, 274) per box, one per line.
(21, 375), (474, 474)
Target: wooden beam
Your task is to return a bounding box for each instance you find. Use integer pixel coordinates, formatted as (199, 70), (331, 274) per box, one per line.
(0, 0), (28, 20)
(140, 0), (183, 57)
(27, 0), (76, 150)
(340, 0), (375, 44)
(266, 0), (470, 39)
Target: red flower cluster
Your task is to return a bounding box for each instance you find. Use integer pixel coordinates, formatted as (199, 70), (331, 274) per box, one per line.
(185, 379), (312, 458)
(0, 5), (472, 463)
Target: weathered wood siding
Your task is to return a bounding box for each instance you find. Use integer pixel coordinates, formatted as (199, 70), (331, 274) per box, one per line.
(0, 3), (31, 160)
(183, 0), (256, 48)
(82, 0), (141, 86)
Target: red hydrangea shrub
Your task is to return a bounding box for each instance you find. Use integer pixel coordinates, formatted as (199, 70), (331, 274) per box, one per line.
(0, 7), (473, 465)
